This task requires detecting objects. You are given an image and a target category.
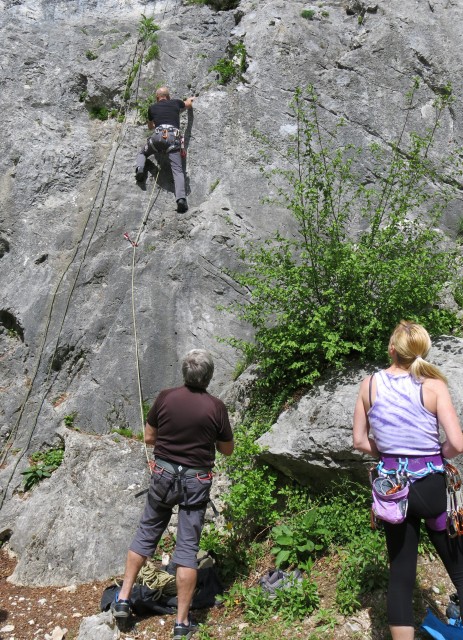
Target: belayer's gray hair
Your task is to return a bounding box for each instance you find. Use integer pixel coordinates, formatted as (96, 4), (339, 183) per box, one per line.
(182, 349), (214, 389)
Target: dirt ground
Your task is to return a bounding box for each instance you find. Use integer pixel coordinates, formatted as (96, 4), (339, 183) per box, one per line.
(0, 546), (456, 640)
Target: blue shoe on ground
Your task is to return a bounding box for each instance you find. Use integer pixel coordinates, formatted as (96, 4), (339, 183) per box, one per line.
(172, 617), (197, 639)
(110, 591), (131, 618)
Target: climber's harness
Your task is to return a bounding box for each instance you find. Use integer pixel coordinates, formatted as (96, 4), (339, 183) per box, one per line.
(370, 455), (445, 529)
(149, 125), (182, 154)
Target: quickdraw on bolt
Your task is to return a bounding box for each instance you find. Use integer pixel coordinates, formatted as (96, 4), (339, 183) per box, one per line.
(124, 232), (138, 247)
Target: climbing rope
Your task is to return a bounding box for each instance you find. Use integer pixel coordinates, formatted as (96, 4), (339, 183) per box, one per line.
(0, 2), (168, 504)
(127, 167), (162, 467)
(136, 559), (177, 596)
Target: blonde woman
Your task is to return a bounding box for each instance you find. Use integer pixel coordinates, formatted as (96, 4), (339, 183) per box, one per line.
(353, 321), (463, 640)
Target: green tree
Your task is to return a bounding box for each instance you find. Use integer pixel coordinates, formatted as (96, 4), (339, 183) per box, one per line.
(229, 82), (462, 395)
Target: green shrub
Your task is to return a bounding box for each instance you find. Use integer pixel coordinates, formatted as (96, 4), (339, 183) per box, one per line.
(89, 105), (109, 120)
(301, 9), (315, 20)
(220, 423), (279, 537)
(138, 15), (160, 65)
(85, 50), (98, 60)
(22, 446), (65, 492)
(144, 43), (160, 63)
(271, 511), (329, 568)
(225, 572), (319, 622)
(335, 530), (388, 614)
(111, 427), (133, 438)
(138, 14), (160, 41)
(210, 41), (247, 84)
(227, 82), (462, 396)
(64, 412), (77, 427)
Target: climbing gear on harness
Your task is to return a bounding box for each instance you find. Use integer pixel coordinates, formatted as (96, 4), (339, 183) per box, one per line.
(124, 232), (138, 247)
(369, 455), (446, 529)
(148, 458), (213, 512)
(149, 125), (182, 154)
(371, 470), (409, 525)
(445, 463), (463, 538)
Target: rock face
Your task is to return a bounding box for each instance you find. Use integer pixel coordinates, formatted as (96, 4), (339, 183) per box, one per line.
(1, 0), (463, 583)
(258, 337), (463, 486)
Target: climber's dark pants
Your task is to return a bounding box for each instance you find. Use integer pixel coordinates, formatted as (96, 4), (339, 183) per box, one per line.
(136, 139), (186, 201)
(383, 473), (463, 626)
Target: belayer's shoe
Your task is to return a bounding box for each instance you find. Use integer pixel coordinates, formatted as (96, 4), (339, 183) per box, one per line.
(176, 198), (188, 213)
(110, 592), (131, 618)
(173, 617), (198, 639)
(135, 167), (146, 183)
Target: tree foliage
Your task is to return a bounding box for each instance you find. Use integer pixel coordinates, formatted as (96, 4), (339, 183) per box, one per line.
(229, 82), (462, 394)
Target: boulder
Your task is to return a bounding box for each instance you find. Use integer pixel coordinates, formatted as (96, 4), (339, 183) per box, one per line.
(257, 337), (463, 485)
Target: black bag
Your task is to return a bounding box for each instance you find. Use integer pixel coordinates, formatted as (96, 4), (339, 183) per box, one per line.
(101, 566), (223, 615)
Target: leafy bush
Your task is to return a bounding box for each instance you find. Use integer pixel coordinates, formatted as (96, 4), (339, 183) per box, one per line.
(64, 412), (77, 427)
(22, 446), (65, 491)
(225, 573), (319, 623)
(228, 83), (462, 395)
(138, 14), (160, 41)
(335, 530), (388, 614)
(220, 423), (279, 537)
(210, 41), (247, 85)
(301, 9), (315, 20)
(144, 43), (160, 63)
(112, 427), (133, 438)
(271, 511), (329, 568)
(85, 50), (98, 60)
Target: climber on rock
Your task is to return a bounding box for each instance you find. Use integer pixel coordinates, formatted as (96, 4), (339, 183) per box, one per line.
(135, 86), (195, 213)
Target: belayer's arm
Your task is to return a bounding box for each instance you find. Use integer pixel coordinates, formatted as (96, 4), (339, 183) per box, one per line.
(144, 422), (157, 446)
(216, 439), (234, 456)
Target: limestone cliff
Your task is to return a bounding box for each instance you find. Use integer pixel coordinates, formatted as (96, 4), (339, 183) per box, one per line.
(1, 0), (463, 583)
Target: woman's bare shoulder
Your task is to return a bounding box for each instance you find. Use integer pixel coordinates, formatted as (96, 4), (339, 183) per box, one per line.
(422, 377), (448, 393)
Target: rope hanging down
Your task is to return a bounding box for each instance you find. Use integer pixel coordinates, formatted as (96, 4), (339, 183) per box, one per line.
(127, 167), (162, 467)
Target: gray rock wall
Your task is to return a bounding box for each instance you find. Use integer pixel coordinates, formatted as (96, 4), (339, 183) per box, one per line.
(1, 0), (463, 582)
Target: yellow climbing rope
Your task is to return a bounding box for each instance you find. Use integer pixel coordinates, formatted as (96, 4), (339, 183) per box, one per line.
(128, 168), (162, 467)
(136, 559), (177, 596)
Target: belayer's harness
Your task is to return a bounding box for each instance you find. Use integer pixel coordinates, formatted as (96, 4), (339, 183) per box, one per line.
(140, 457), (219, 517)
(149, 125), (183, 154)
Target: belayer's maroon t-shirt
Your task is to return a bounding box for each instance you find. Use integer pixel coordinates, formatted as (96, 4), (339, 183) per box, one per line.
(146, 385), (233, 468)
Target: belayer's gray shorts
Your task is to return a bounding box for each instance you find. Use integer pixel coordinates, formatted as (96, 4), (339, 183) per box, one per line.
(129, 466), (212, 569)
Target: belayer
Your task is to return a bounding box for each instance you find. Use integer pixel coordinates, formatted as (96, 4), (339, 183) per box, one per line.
(353, 321), (463, 640)
(111, 349), (234, 639)
(135, 86), (195, 213)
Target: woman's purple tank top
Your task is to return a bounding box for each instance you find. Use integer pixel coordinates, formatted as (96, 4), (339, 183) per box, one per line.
(368, 371), (440, 455)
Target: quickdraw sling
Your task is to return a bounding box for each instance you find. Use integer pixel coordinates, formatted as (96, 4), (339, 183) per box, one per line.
(445, 463), (463, 538)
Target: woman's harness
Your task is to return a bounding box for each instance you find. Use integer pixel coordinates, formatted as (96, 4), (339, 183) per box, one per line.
(371, 456), (463, 537)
